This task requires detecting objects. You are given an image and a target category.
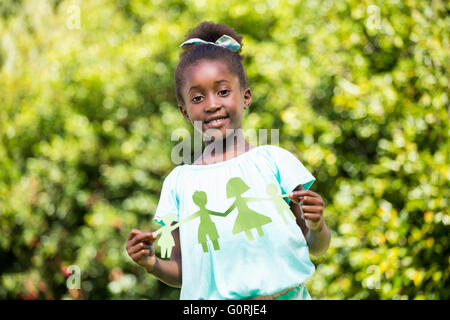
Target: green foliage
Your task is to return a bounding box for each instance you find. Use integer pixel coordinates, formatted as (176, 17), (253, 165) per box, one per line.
(0, 0), (448, 299)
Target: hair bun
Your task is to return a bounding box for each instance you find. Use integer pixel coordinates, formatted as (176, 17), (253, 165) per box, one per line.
(181, 21), (244, 60)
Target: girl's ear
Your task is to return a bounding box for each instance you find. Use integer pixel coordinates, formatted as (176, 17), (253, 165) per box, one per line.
(243, 88), (252, 110)
(178, 104), (191, 121)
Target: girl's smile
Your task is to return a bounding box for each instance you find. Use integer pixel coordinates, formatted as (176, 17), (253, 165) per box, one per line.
(204, 116), (229, 128)
(178, 59), (252, 139)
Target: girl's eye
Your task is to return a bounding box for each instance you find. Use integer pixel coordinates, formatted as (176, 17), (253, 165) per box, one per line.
(191, 96), (203, 103)
(218, 89), (230, 96)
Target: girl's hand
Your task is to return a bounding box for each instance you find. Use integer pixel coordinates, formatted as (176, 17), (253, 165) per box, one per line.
(289, 189), (325, 231)
(126, 229), (158, 272)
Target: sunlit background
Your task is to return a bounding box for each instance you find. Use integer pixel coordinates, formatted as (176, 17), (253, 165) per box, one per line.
(0, 0), (448, 299)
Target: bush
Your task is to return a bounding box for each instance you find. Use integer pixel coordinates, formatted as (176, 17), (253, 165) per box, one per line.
(0, 0), (448, 299)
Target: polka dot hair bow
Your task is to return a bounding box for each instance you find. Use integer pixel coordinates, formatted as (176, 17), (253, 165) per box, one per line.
(179, 34), (241, 52)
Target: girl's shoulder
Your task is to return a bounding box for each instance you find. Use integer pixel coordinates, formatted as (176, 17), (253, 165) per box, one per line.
(161, 165), (184, 185)
(259, 144), (299, 161)
(260, 144), (288, 154)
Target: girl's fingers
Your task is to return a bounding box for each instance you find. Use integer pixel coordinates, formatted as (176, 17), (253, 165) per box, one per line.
(131, 249), (149, 261)
(301, 205), (323, 213)
(300, 196), (323, 206)
(130, 232), (157, 247)
(128, 229), (141, 241)
(129, 242), (148, 255)
(288, 192), (305, 204)
(290, 191), (324, 206)
(290, 190), (317, 198)
(126, 230), (141, 250)
(131, 235), (158, 253)
(129, 233), (148, 246)
(303, 213), (322, 222)
(130, 251), (142, 261)
(301, 196), (323, 205)
(288, 195), (300, 204)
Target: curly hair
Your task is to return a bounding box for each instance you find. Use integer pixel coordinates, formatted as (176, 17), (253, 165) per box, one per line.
(174, 21), (249, 105)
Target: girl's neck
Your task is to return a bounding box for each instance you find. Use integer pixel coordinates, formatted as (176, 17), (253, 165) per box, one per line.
(194, 130), (255, 165)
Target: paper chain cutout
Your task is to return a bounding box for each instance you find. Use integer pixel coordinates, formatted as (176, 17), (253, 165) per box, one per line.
(153, 177), (303, 259)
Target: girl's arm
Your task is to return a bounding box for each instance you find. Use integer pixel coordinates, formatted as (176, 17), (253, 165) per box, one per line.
(305, 218), (331, 256)
(146, 227), (182, 288)
(289, 185), (330, 256)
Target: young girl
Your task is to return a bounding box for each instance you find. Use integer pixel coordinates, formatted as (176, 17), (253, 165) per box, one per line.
(126, 21), (330, 300)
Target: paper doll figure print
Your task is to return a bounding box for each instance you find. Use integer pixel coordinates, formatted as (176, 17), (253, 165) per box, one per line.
(191, 190), (224, 252)
(266, 183), (296, 224)
(177, 190), (230, 252)
(224, 177), (272, 241)
(155, 214), (178, 259)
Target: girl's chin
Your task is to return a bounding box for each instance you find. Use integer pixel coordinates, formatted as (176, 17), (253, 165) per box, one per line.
(201, 127), (238, 141)
(202, 129), (227, 141)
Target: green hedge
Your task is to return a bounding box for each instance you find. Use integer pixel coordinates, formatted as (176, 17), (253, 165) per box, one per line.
(0, 0), (448, 299)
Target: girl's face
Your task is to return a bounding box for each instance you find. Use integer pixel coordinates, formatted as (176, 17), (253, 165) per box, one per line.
(178, 59), (252, 139)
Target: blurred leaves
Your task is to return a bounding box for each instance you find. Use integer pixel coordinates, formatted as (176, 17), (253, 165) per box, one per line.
(0, 0), (449, 299)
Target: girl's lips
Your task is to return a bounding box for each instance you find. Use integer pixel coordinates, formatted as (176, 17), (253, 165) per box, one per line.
(204, 116), (229, 128)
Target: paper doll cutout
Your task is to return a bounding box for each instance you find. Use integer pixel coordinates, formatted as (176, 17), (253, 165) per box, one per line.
(265, 183), (296, 224)
(154, 214), (177, 259)
(191, 191), (227, 252)
(154, 191), (230, 257)
(152, 178), (307, 258)
(224, 177), (272, 241)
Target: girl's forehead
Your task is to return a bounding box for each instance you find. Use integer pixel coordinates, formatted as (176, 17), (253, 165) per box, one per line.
(184, 59), (237, 83)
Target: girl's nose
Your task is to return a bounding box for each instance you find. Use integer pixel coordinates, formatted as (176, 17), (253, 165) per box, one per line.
(205, 102), (222, 112)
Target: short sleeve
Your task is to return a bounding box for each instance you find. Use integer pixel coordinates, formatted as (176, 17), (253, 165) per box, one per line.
(153, 166), (181, 226)
(268, 146), (316, 201)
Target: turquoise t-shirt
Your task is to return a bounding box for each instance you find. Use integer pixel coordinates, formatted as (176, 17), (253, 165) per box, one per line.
(153, 145), (316, 300)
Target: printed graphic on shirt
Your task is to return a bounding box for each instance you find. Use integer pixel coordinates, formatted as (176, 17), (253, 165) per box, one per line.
(154, 177), (295, 259)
